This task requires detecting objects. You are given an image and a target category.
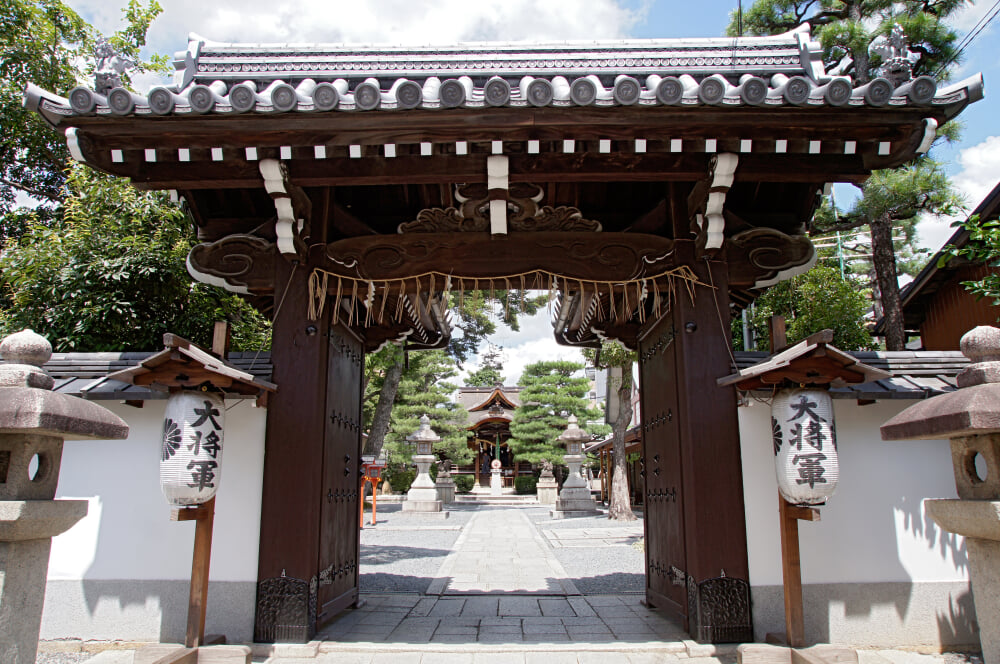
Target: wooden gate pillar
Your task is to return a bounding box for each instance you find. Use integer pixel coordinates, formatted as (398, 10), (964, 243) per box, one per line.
(253, 261), (331, 643)
(639, 254), (752, 643)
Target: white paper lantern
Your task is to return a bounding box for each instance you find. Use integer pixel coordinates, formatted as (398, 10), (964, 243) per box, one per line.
(160, 391), (225, 506)
(771, 388), (838, 506)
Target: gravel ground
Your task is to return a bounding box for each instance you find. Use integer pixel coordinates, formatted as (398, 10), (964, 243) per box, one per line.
(528, 506), (647, 594)
(359, 502), (474, 593)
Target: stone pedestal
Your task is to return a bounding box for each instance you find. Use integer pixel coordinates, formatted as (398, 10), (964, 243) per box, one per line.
(0, 330), (129, 664)
(435, 467), (456, 504)
(403, 454), (442, 512)
(552, 453), (599, 518)
(881, 326), (1000, 662)
(490, 469), (502, 496)
(537, 462), (558, 505)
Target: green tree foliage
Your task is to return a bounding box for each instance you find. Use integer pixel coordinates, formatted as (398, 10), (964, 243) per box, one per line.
(817, 162), (963, 349)
(746, 265), (876, 351)
(940, 214), (1000, 314)
(728, 0), (965, 83)
(0, 166), (270, 350)
(1, 0), (167, 244)
(729, 0), (968, 349)
(508, 360), (602, 465)
(363, 290), (545, 459)
(465, 343), (505, 386)
(381, 349), (471, 466)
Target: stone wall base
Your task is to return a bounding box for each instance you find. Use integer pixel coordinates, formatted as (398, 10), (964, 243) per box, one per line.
(39, 580), (255, 644)
(750, 581), (978, 649)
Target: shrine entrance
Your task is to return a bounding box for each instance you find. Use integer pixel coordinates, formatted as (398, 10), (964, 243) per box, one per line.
(25, 24), (975, 646)
(459, 386), (529, 489)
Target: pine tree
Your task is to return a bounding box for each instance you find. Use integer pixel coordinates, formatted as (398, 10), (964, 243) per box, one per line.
(466, 343), (505, 386)
(382, 349), (471, 466)
(508, 360), (602, 465)
(728, 0), (968, 349)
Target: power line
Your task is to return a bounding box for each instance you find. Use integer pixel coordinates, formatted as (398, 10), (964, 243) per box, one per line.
(934, 0), (1000, 77)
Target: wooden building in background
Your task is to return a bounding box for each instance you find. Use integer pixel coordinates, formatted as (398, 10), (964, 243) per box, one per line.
(877, 182), (1000, 349)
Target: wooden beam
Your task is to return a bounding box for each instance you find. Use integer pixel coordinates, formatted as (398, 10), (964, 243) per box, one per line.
(183, 496), (215, 648)
(116, 152), (873, 190)
(68, 106), (932, 147)
(625, 198), (668, 234)
(212, 321), (231, 359)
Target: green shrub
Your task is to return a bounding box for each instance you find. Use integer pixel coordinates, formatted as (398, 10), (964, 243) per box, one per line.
(514, 476), (537, 494)
(453, 474), (474, 493)
(385, 468), (416, 493)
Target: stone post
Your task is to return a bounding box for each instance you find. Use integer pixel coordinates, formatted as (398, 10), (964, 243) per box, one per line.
(881, 325), (1000, 661)
(0, 330), (128, 664)
(435, 460), (456, 504)
(536, 460), (558, 505)
(552, 415), (600, 518)
(403, 415), (443, 513)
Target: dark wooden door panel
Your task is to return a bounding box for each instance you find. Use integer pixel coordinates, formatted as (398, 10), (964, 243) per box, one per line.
(317, 322), (364, 625)
(639, 314), (687, 619)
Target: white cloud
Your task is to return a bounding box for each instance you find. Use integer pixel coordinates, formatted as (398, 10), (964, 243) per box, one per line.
(950, 0), (998, 32)
(918, 135), (1000, 251)
(459, 306), (587, 385)
(71, 0), (643, 52)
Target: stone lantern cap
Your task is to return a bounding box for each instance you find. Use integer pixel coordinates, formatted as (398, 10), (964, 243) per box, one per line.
(558, 415), (591, 444)
(882, 325), (1000, 440)
(407, 414), (441, 444)
(0, 329), (128, 440)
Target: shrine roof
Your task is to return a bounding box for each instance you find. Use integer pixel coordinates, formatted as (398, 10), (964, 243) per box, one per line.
(24, 26), (983, 125)
(456, 385), (522, 409)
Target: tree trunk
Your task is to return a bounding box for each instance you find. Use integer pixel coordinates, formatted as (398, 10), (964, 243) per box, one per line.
(848, 1), (871, 83)
(362, 356), (404, 458)
(871, 216), (906, 350)
(608, 360), (637, 521)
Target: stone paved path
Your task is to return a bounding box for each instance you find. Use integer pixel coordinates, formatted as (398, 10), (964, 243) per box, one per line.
(426, 508), (579, 595)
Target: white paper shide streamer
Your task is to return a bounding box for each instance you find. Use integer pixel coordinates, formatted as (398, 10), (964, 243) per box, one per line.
(160, 391), (225, 506)
(771, 388), (838, 506)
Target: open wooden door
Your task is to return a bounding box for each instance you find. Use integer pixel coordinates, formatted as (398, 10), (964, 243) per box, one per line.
(638, 257), (754, 643)
(638, 314), (688, 621)
(316, 323), (364, 626)
(254, 263), (365, 642)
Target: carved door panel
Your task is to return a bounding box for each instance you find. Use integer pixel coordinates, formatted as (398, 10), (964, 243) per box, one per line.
(316, 323), (364, 626)
(638, 315), (687, 623)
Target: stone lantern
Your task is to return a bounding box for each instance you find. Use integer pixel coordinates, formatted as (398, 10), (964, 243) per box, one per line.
(403, 414), (444, 513)
(552, 415), (599, 518)
(882, 326), (1000, 661)
(0, 330), (129, 664)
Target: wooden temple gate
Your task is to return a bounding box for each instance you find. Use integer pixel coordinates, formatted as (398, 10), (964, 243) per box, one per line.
(25, 26), (979, 643)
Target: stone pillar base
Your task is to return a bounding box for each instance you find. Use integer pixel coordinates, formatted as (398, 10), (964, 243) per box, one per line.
(402, 500), (445, 513)
(0, 499), (88, 664)
(927, 498), (1000, 662)
(552, 485), (599, 517)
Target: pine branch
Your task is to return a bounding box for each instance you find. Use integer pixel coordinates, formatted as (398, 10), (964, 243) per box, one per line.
(812, 215), (869, 234)
(0, 177), (59, 202)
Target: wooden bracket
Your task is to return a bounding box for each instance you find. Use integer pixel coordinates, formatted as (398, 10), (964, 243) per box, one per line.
(260, 159), (310, 259)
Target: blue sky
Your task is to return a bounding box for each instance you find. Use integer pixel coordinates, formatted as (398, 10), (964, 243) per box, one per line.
(66, 0), (999, 380)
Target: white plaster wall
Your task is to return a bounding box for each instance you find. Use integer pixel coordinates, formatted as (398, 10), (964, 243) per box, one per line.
(739, 398), (974, 646)
(48, 399), (266, 583)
